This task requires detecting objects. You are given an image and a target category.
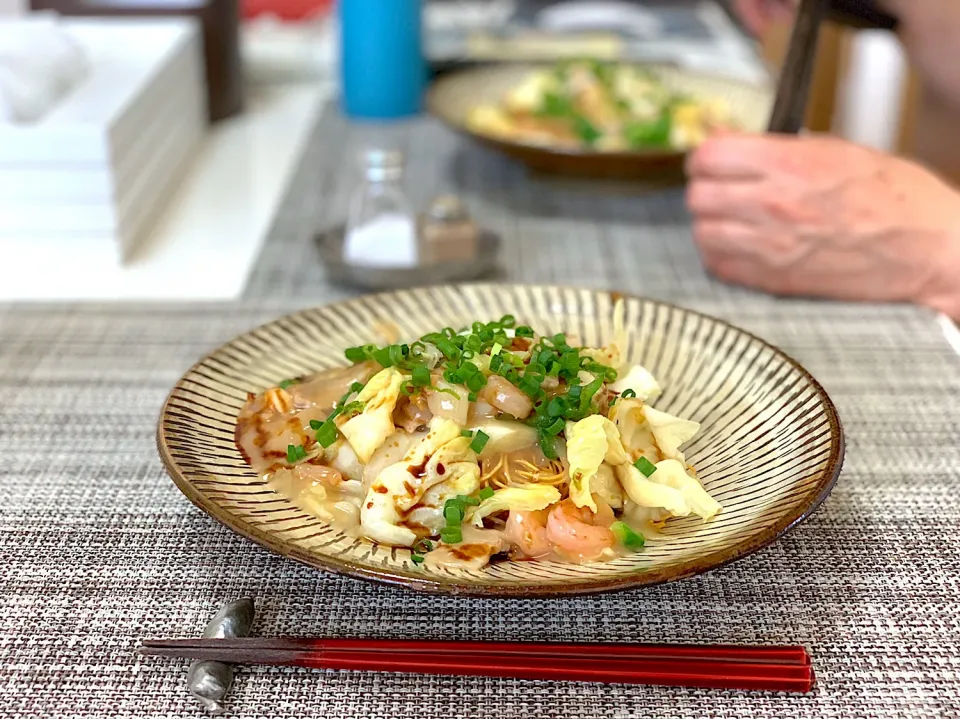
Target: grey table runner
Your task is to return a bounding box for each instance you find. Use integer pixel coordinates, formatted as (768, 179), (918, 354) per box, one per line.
(2, 109), (959, 718)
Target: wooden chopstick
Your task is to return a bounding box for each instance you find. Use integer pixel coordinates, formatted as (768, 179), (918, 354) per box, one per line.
(140, 638), (815, 693)
(767, 0), (830, 134)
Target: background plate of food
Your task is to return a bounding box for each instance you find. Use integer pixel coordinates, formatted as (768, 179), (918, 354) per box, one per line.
(428, 61), (774, 180)
(158, 284), (843, 597)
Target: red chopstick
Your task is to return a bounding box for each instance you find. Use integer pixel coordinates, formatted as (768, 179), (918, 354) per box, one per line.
(141, 638), (815, 693)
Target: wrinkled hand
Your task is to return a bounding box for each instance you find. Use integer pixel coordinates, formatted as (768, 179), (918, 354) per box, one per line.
(731, 0), (797, 35)
(686, 134), (960, 317)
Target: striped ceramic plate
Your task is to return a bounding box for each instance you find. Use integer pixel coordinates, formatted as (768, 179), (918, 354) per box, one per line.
(158, 285), (843, 597)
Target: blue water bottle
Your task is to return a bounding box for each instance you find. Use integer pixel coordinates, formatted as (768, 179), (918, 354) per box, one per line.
(340, 0), (426, 119)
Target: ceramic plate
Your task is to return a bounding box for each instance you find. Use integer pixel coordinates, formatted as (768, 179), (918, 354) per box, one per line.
(158, 285), (843, 597)
(428, 63), (774, 180)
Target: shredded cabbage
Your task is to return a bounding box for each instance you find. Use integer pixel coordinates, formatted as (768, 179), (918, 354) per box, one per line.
(647, 459), (721, 520)
(469, 420), (538, 458)
(359, 418), (471, 546)
(566, 415), (629, 511)
(609, 364), (662, 402)
(611, 399), (699, 464)
(644, 406), (700, 462)
(581, 299), (629, 373)
(339, 367), (405, 463)
(616, 464), (691, 517)
(470, 485), (561, 527)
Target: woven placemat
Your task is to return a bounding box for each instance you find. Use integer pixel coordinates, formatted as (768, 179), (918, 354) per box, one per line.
(1, 109), (958, 718)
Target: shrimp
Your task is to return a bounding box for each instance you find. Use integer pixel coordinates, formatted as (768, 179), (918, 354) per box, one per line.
(505, 510), (551, 559)
(480, 375), (534, 419)
(545, 497), (616, 562)
(236, 363), (376, 473)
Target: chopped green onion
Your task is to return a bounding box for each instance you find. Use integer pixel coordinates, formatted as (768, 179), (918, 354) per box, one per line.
(539, 434), (559, 460)
(621, 389), (637, 399)
(525, 362), (547, 379)
(436, 338), (459, 359)
(409, 341), (427, 356)
(458, 494), (480, 507)
(561, 351), (581, 374)
(515, 326), (534, 338)
(349, 382), (365, 394)
(461, 429), (473, 438)
(490, 342), (503, 356)
(411, 365), (431, 387)
(489, 353), (504, 372)
(344, 346), (367, 363)
(468, 392), (477, 402)
(500, 314), (516, 328)
(278, 379), (296, 390)
(341, 401), (363, 417)
(286, 444), (307, 464)
(315, 421), (338, 448)
(503, 352), (524, 367)
(444, 504), (463, 525)
(635, 456), (657, 478)
(578, 375), (605, 414)
(400, 382), (416, 396)
(466, 372), (487, 393)
(458, 361), (479, 377)
(478, 487), (495, 500)
(309, 419), (323, 431)
(470, 430), (489, 454)
(372, 346), (394, 368)
(544, 416), (565, 436)
(440, 527), (463, 544)
(413, 538), (434, 554)
(611, 521), (646, 550)
(517, 375), (543, 398)
(546, 397), (566, 417)
(411, 554), (425, 565)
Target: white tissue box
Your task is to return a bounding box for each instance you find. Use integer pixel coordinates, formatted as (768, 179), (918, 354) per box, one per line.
(0, 18), (206, 261)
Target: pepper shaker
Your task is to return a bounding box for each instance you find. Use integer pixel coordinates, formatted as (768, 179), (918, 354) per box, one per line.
(419, 195), (480, 264)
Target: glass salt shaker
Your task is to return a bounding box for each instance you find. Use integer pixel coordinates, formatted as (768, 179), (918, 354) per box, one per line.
(344, 149), (419, 268)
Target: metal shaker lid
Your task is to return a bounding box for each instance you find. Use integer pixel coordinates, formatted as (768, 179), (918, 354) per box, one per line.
(426, 195), (470, 222)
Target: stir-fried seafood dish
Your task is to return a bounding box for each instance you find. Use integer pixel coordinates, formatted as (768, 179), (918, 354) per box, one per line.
(236, 304), (721, 570)
(467, 60), (735, 152)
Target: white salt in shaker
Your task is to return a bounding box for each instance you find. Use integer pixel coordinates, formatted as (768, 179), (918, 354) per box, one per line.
(344, 149), (419, 268)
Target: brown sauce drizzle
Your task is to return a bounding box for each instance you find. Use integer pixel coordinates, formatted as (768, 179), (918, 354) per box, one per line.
(450, 544), (492, 561)
(407, 457), (429, 478)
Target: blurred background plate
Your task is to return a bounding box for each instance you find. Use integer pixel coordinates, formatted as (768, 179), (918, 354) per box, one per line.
(428, 62), (774, 180)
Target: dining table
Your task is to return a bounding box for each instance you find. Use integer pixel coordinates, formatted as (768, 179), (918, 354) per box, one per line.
(2, 106), (959, 719)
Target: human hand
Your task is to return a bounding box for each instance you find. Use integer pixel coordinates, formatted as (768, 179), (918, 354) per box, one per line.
(731, 0), (797, 36)
(884, 0), (960, 112)
(686, 134), (960, 317)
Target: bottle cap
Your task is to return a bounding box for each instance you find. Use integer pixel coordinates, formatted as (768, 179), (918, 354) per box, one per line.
(361, 149), (404, 181)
